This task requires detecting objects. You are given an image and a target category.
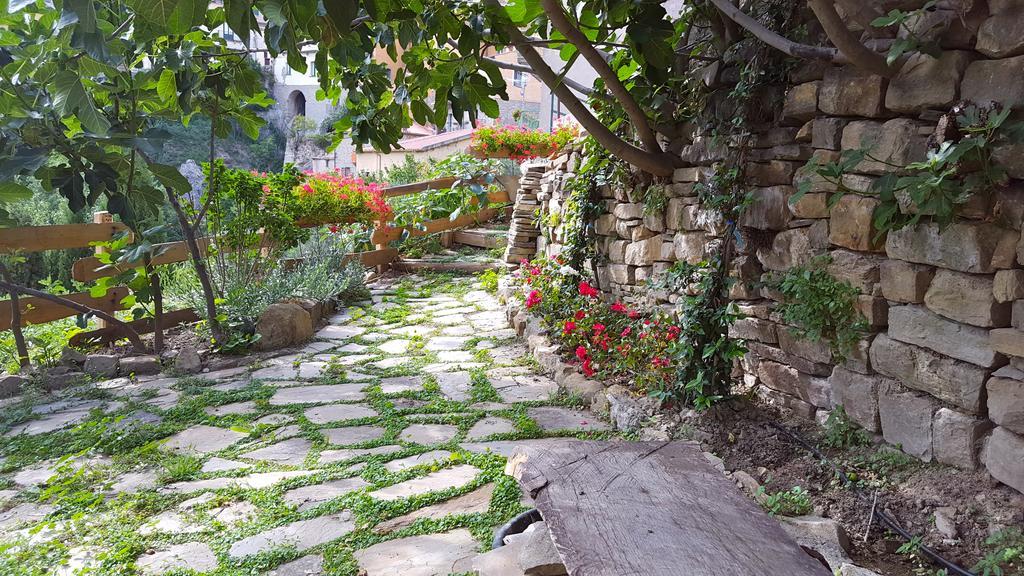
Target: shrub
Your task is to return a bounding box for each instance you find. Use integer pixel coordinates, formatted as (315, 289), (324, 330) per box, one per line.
(478, 269), (501, 294)
(773, 256), (868, 362)
(758, 486), (812, 516)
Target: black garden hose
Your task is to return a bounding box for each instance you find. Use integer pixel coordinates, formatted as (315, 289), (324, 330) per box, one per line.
(767, 420), (976, 576)
(492, 508), (543, 549)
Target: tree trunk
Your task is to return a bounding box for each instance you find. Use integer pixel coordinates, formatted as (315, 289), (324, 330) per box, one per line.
(0, 278), (148, 352)
(0, 263), (30, 371)
(166, 188), (225, 344)
(145, 256), (164, 355)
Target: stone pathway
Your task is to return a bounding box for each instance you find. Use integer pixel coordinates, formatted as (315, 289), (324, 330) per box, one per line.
(0, 273), (611, 575)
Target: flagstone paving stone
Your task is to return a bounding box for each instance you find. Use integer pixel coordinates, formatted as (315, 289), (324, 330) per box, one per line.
(467, 416), (516, 439)
(379, 375), (423, 393)
(0, 274), (619, 575)
(269, 384), (365, 405)
(383, 450), (454, 472)
(373, 483), (495, 534)
(435, 371), (473, 401)
(228, 512), (356, 559)
(239, 437), (312, 466)
(266, 554), (324, 575)
(322, 425), (386, 445)
(318, 445), (403, 464)
(161, 425), (248, 455)
(303, 403), (378, 424)
(136, 542), (218, 575)
(400, 423), (459, 444)
(354, 529), (477, 575)
(368, 465), (479, 501)
(283, 477), (370, 511)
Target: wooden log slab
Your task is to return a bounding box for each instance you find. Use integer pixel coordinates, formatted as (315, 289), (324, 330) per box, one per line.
(506, 440), (830, 576)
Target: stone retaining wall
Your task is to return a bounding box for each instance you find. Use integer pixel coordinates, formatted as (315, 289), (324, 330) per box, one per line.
(509, 3), (1024, 495)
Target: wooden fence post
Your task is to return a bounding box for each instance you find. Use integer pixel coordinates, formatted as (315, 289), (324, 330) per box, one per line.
(93, 211), (112, 329)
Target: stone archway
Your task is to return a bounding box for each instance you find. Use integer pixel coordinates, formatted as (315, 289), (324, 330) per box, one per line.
(288, 90), (306, 117)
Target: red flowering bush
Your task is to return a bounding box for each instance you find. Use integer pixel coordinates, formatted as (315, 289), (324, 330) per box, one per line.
(511, 256), (682, 394)
(292, 170), (391, 226)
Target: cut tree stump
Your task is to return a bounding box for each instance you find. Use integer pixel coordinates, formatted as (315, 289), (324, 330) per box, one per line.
(506, 440), (830, 576)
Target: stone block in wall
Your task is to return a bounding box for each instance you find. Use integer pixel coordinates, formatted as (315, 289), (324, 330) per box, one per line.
(679, 205), (726, 235)
(818, 67), (887, 118)
(673, 167), (703, 183)
(870, 333), (988, 413)
(673, 231), (707, 264)
(757, 221), (829, 272)
(631, 226), (659, 242)
(976, 5), (1024, 58)
(828, 250), (882, 294)
(962, 55), (1024, 108)
(747, 341), (832, 377)
(932, 407), (990, 470)
(747, 161), (799, 187)
(790, 192), (829, 219)
(982, 426), (1024, 494)
(990, 328), (1024, 357)
(829, 367), (883, 432)
(608, 240), (627, 264)
(664, 196), (697, 230)
(840, 119), (928, 176)
(757, 361), (831, 408)
(793, 151), (841, 193)
(643, 213), (664, 233)
(740, 186), (793, 231)
(757, 386), (817, 419)
(829, 195), (885, 252)
(658, 241), (675, 262)
(993, 184), (1024, 230)
(729, 317), (778, 344)
(885, 221), (1018, 274)
(888, 305), (1005, 367)
(615, 219), (638, 239)
(993, 143), (1024, 181)
(594, 214), (616, 236)
(732, 254), (763, 283)
(613, 203), (644, 220)
(879, 381), (937, 461)
(608, 264), (634, 285)
(880, 260), (935, 303)
(634, 266), (653, 284)
(812, 118), (848, 150)
(751, 127), (801, 148)
(842, 337), (873, 374)
(781, 81), (820, 125)
(885, 51), (974, 113)
(857, 296), (889, 329)
(1014, 300), (1024, 330)
(994, 270), (1024, 303)
(988, 366), (1024, 435)
(777, 329), (832, 364)
(624, 236), (663, 266)
(925, 269), (1011, 327)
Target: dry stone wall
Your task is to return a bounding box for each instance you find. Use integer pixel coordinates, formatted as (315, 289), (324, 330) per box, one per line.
(509, 5), (1024, 496)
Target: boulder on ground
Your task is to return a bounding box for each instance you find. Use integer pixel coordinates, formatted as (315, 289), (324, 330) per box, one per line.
(256, 303), (314, 351)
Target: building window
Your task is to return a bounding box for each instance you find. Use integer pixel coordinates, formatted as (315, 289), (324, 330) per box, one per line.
(282, 64), (291, 77)
(550, 96), (566, 128)
(513, 70), (526, 89)
(222, 25), (235, 41)
(308, 59), (317, 78)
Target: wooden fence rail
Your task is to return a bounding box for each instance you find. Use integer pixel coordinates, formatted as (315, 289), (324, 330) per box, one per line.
(0, 174), (515, 336)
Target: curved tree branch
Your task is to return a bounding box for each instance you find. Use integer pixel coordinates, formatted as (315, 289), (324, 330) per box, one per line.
(480, 55), (605, 101)
(483, 0), (677, 175)
(708, 0), (896, 77)
(706, 0), (842, 61)
(808, 0), (895, 77)
(0, 279), (147, 352)
(0, 262), (30, 371)
(540, 0), (662, 154)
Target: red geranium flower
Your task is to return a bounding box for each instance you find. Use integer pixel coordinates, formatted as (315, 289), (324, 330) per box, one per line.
(563, 321), (576, 335)
(582, 358), (595, 377)
(610, 302), (627, 313)
(575, 346), (588, 360)
(525, 290), (542, 309)
(578, 281), (599, 298)
(620, 327), (632, 338)
(574, 310), (586, 320)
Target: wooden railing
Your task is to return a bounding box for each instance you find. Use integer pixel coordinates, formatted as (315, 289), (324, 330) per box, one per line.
(0, 175), (515, 342)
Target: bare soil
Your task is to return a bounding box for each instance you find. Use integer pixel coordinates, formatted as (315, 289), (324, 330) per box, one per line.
(683, 398), (1024, 576)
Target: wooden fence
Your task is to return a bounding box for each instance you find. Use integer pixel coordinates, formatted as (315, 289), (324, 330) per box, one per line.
(0, 175), (514, 343)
